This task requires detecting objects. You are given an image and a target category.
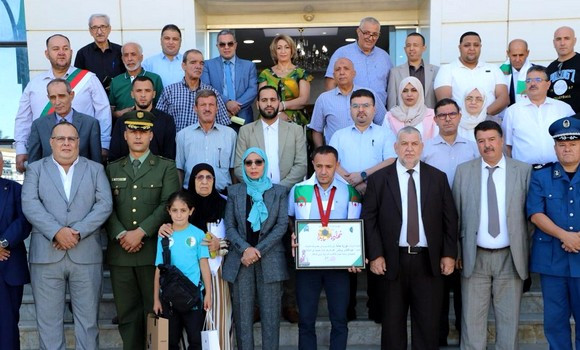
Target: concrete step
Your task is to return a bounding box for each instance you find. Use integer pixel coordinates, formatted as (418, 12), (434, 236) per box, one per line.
(19, 316), (555, 350)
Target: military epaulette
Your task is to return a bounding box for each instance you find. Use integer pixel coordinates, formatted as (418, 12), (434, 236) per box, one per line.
(532, 162), (553, 171)
(107, 157), (127, 165)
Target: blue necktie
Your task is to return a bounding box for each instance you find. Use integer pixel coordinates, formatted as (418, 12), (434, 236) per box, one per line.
(224, 60), (235, 100)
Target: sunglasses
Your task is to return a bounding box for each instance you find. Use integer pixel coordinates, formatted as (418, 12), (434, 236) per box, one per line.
(244, 159), (264, 167)
(218, 41), (236, 48)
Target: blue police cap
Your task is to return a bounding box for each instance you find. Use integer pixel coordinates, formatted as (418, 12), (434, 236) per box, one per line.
(549, 115), (580, 141)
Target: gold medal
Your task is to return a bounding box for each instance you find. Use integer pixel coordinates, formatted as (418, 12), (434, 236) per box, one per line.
(318, 226), (332, 241)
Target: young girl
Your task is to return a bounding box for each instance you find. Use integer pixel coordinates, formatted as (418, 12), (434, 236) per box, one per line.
(153, 190), (212, 350)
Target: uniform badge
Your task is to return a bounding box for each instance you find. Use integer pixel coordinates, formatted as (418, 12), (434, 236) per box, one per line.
(563, 119), (571, 128)
(186, 237), (196, 247)
(113, 188), (120, 196)
(553, 169), (561, 177)
(137, 111), (144, 119)
(149, 159), (155, 165)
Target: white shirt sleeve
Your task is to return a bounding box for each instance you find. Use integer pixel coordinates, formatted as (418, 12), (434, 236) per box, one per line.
(433, 63), (452, 89)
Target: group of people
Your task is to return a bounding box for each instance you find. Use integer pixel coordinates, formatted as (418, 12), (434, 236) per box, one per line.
(1, 10), (580, 350)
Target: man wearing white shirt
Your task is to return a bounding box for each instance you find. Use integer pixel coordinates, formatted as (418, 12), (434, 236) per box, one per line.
(503, 65), (575, 166)
(434, 31), (509, 117)
(234, 86), (307, 189)
(14, 34), (111, 173)
(453, 121), (531, 349)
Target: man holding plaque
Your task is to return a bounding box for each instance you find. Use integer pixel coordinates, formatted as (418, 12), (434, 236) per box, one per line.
(289, 145), (362, 350)
(363, 126), (458, 350)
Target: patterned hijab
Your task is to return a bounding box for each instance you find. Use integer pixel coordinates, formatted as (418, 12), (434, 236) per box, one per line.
(242, 147), (273, 231)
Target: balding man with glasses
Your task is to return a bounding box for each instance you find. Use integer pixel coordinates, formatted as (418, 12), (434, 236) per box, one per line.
(202, 29), (258, 127)
(325, 17), (392, 106)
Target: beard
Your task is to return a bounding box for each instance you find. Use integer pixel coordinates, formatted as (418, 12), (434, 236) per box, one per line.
(259, 105), (279, 120)
(136, 100), (153, 110)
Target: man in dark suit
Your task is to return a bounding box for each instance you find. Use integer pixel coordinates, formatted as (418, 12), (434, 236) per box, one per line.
(0, 151), (32, 350)
(27, 78), (102, 165)
(201, 29), (258, 126)
(362, 126), (458, 350)
(109, 76), (176, 161)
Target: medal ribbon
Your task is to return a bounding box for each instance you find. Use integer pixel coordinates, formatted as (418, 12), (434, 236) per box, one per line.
(314, 185), (336, 227)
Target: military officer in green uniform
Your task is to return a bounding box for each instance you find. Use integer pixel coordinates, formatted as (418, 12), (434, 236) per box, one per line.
(105, 110), (179, 350)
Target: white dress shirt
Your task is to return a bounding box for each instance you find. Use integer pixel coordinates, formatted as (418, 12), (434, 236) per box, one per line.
(477, 156), (510, 248)
(503, 97), (575, 164)
(262, 118), (280, 184)
(52, 156), (79, 201)
(396, 160), (428, 247)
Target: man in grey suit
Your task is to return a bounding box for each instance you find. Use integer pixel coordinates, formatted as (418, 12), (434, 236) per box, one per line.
(22, 121), (113, 350)
(387, 33), (439, 110)
(27, 78), (102, 165)
(452, 120), (531, 349)
(201, 29), (258, 126)
(235, 85), (307, 189)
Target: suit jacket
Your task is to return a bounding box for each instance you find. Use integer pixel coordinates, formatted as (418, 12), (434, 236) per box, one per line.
(362, 161), (458, 279)
(201, 55), (258, 123)
(21, 156), (113, 264)
(0, 178), (32, 286)
(108, 108), (177, 162)
(234, 119), (307, 189)
(27, 110), (102, 164)
(222, 183), (289, 284)
(387, 62), (439, 110)
(452, 157), (531, 279)
(105, 152), (180, 266)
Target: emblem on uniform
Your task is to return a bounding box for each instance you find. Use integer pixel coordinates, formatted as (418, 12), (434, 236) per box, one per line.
(186, 237), (196, 247)
(554, 169), (561, 177)
(137, 111), (144, 119)
(563, 119), (571, 128)
(113, 188), (120, 196)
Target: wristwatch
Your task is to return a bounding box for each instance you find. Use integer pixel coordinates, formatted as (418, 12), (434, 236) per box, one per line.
(0, 239), (8, 248)
(361, 171), (368, 182)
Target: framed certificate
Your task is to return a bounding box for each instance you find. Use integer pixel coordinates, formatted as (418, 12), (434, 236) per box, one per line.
(295, 219), (365, 270)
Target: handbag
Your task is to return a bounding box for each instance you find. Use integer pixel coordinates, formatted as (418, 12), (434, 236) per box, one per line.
(201, 311), (220, 350)
(158, 237), (201, 313)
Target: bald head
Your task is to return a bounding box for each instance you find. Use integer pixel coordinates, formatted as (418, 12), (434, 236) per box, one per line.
(554, 26), (577, 61)
(333, 57), (356, 88)
(507, 39), (529, 71)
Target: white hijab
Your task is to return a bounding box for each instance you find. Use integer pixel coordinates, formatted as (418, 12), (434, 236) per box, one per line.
(389, 76), (427, 126)
(459, 86), (488, 130)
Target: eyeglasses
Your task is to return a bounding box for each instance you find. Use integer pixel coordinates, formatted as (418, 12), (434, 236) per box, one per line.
(435, 111), (460, 120)
(51, 136), (79, 143)
(351, 103), (372, 109)
(465, 96), (484, 103)
(359, 29), (380, 39)
(525, 77), (546, 83)
(195, 174), (214, 182)
(90, 25), (110, 32)
(244, 159), (264, 167)
(218, 41), (236, 48)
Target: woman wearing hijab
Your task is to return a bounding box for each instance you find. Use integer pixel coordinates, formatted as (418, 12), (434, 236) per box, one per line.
(222, 147), (289, 350)
(187, 163), (233, 350)
(384, 76), (438, 140)
(458, 87), (488, 142)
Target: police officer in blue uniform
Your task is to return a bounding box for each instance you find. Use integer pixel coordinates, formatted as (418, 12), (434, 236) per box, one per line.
(527, 115), (580, 350)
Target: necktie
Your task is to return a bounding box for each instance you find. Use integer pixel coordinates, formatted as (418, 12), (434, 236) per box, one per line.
(132, 159), (141, 176)
(407, 169), (419, 247)
(509, 74), (516, 106)
(487, 166), (500, 237)
(59, 117), (66, 124)
(224, 61), (235, 100)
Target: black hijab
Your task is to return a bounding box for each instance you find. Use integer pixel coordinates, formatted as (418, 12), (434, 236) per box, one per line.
(186, 163), (227, 232)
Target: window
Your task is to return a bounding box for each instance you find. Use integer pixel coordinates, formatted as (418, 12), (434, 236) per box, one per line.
(0, 0), (29, 143)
